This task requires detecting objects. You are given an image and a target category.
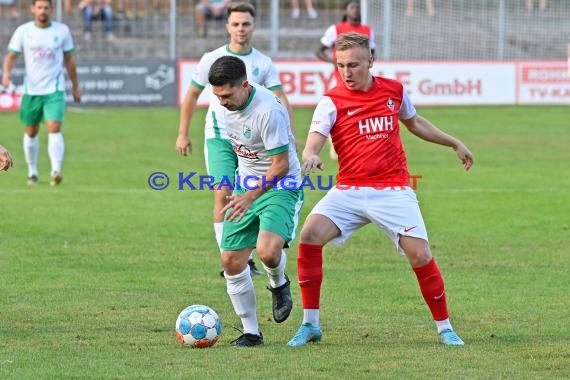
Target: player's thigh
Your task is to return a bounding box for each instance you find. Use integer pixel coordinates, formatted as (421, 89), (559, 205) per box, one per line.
(19, 95), (44, 126)
(308, 187), (369, 245)
(204, 138), (237, 185)
(221, 203), (259, 252)
(365, 187), (428, 254)
(43, 91), (65, 124)
(258, 189), (304, 248)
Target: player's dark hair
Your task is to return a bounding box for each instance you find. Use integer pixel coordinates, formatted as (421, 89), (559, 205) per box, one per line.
(32, 0), (52, 4)
(208, 56), (247, 87)
(342, 0), (360, 23)
(227, 1), (256, 19)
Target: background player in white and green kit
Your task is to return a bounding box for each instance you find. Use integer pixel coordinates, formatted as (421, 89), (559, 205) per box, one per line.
(175, 2), (294, 276)
(208, 55), (303, 347)
(2, 0), (81, 186)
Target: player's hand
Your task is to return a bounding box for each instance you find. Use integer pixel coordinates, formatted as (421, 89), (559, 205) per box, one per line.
(302, 154), (325, 176)
(455, 143), (474, 171)
(176, 135), (193, 156)
(73, 87), (81, 103)
(221, 194), (253, 223)
(0, 146), (14, 171)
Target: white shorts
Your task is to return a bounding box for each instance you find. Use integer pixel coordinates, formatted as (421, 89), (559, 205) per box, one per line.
(309, 186), (428, 255)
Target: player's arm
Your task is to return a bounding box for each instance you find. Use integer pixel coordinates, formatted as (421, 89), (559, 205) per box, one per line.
(315, 44), (333, 64)
(223, 150), (289, 222)
(271, 88), (296, 137)
(316, 26), (336, 64)
(401, 115), (474, 171)
(2, 51), (18, 89)
(64, 52), (81, 103)
(301, 96), (336, 174)
(302, 132), (326, 175)
(176, 84), (203, 156)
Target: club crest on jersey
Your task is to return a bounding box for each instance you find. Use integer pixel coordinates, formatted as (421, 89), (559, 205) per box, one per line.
(387, 98), (395, 111)
(252, 67), (260, 76)
(243, 125), (252, 139)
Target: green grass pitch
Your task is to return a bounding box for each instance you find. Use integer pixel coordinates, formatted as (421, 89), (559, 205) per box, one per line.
(0, 106), (568, 379)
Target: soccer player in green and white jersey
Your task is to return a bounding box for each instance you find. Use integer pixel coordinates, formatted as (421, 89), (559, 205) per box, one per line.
(208, 55), (303, 347)
(2, 0), (81, 186)
(176, 2), (294, 276)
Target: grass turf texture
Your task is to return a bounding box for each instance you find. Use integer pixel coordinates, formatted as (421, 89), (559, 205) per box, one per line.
(0, 106), (568, 379)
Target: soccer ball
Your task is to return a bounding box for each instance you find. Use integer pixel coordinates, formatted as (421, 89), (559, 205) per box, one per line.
(175, 305), (222, 348)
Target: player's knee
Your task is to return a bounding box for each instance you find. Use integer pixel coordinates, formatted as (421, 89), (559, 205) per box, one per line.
(404, 244), (432, 267)
(256, 243), (281, 267)
(300, 226), (326, 245)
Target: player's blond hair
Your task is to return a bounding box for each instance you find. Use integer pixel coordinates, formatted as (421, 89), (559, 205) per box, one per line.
(334, 32), (370, 52)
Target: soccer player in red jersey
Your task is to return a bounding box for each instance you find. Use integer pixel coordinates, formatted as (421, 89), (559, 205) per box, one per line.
(288, 32), (474, 347)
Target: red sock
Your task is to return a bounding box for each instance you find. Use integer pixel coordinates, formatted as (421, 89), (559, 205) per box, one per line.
(297, 243), (323, 309)
(413, 258), (449, 321)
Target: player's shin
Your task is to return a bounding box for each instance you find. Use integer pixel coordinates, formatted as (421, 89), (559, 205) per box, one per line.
(23, 134), (39, 177)
(298, 243), (323, 325)
(225, 266), (260, 335)
(412, 258), (450, 324)
(48, 132), (64, 175)
(262, 249), (287, 288)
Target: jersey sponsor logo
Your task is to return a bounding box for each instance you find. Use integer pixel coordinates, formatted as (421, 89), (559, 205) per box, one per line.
(433, 291), (445, 301)
(387, 97), (395, 111)
(347, 108), (362, 116)
(358, 116), (395, 135)
(233, 144), (259, 159)
(31, 47), (56, 60)
(366, 133), (389, 140)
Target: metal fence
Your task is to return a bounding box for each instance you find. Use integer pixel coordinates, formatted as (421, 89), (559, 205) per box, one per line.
(1, 0), (569, 61)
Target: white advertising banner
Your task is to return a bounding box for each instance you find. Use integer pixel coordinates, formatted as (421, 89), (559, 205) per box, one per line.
(178, 60), (568, 107)
(517, 61), (570, 104)
(371, 62), (516, 105)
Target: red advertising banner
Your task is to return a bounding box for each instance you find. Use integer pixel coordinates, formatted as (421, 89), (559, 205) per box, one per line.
(0, 91), (21, 111)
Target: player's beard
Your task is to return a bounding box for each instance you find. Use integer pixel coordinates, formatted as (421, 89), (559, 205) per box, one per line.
(36, 13), (50, 24)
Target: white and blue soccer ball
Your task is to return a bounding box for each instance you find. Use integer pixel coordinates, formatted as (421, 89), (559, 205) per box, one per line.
(175, 305), (222, 348)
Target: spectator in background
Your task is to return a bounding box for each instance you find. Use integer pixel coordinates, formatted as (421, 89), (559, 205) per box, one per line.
(0, 145), (14, 171)
(0, 0), (20, 18)
(526, 0), (548, 11)
(80, 0), (114, 41)
(115, 0), (147, 19)
(406, 0), (435, 17)
(316, 0), (375, 160)
(291, 0), (318, 19)
(195, 0), (230, 37)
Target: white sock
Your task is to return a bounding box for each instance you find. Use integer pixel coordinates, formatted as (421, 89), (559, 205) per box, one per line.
(23, 134), (39, 177)
(48, 132), (64, 175)
(435, 318), (453, 333)
(303, 309), (320, 327)
(225, 266), (259, 335)
(213, 222), (223, 253)
(262, 250), (287, 288)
